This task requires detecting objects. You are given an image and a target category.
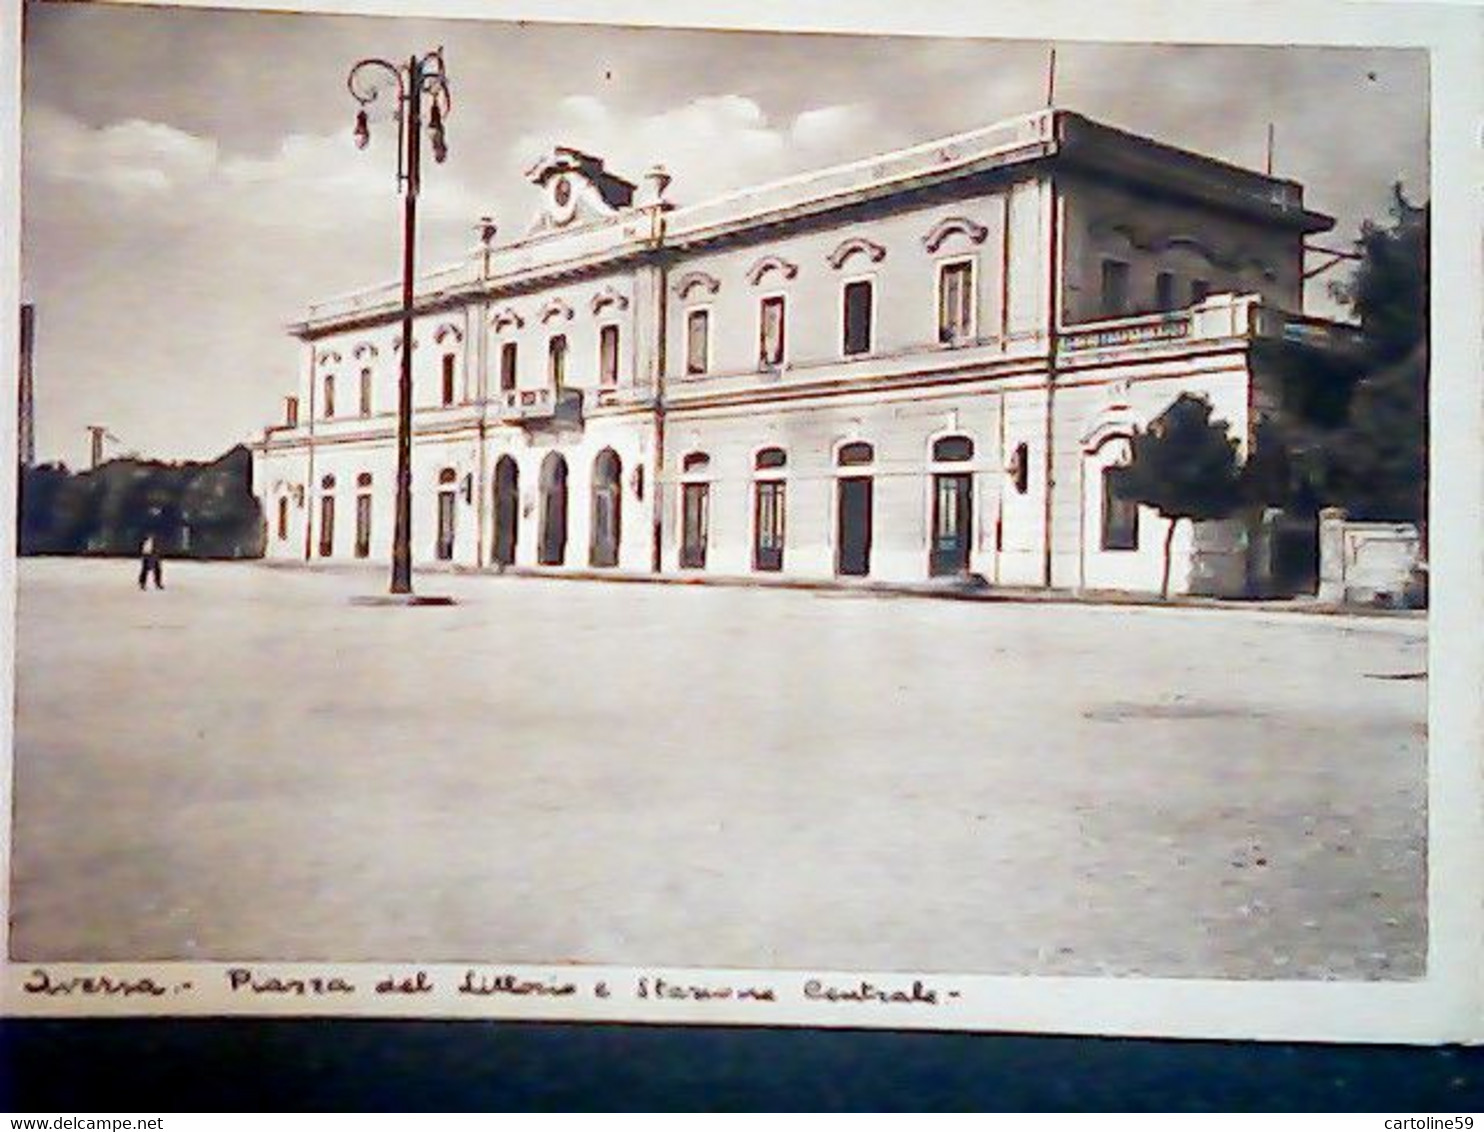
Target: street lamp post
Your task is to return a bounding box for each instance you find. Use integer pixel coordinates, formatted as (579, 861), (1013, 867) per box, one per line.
(348, 48), (451, 596)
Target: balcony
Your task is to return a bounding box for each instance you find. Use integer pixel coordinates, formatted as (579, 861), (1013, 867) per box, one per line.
(496, 386), (584, 428)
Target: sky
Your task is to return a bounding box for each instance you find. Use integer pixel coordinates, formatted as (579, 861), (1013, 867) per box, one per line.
(19, 2), (1429, 469)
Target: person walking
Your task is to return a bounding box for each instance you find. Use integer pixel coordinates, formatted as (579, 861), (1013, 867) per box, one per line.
(138, 532), (163, 590)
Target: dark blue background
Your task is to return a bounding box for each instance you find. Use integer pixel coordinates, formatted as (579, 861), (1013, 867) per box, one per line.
(4, 1022), (1483, 1111)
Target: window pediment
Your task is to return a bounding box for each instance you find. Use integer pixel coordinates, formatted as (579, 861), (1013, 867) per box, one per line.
(745, 255), (800, 286)
(590, 285), (631, 315)
(672, 271), (721, 300)
(827, 236), (887, 270)
(538, 297), (575, 325)
(490, 306), (525, 332)
(922, 216), (990, 254)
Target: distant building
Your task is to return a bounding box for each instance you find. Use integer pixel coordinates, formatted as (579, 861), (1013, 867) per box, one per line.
(252, 108), (1350, 594)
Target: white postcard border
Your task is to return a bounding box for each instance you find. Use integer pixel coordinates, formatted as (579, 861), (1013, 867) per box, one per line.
(1, 0), (1479, 1044)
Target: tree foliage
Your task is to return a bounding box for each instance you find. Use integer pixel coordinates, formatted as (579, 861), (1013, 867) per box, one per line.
(1110, 393), (1244, 596)
(1253, 185), (1428, 524)
(17, 445), (264, 558)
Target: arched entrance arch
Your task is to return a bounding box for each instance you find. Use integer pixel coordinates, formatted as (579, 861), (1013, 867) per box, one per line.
(590, 448), (622, 568)
(492, 456), (519, 567)
(538, 452), (569, 566)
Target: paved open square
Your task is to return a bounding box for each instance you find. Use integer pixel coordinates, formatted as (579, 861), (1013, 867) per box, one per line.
(10, 559), (1426, 978)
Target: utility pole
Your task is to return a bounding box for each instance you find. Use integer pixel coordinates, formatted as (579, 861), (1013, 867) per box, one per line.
(85, 425), (110, 470)
(349, 47), (451, 598)
(18, 304), (35, 468)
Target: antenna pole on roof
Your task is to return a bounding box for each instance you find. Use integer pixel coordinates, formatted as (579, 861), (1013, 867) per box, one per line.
(1045, 45), (1057, 108)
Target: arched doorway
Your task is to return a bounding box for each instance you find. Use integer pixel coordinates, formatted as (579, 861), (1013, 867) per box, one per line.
(538, 452), (568, 566)
(492, 456), (519, 567)
(590, 448), (622, 568)
(835, 441), (874, 577)
(929, 435), (975, 576)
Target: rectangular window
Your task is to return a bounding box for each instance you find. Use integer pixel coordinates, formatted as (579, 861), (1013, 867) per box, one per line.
(437, 490), (456, 561)
(937, 261), (974, 343)
(285, 396), (299, 428)
(1101, 466), (1140, 551)
(277, 497), (289, 541)
(1155, 271), (1177, 311)
(360, 369), (373, 416)
(759, 296), (786, 368)
(548, 335), (567, 388)
(843, 279), (873, 356)
(685, 309), (710, 375)
(753, 480), (785, 572)
(322, 375), (335, 419)
(1100, 260), (1130, 317)
(1190, 278), (1212, 304)
(599, 324), (620, 387)
(441, 354), (456, 406)
(680, 482), (709, 568)
(355, 493), (371, 558)
(318, 496), (335, 557)
(499, 342), (518, 392)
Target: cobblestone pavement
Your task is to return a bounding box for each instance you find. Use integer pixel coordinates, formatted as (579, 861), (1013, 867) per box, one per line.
(10, 559), (1427, 978)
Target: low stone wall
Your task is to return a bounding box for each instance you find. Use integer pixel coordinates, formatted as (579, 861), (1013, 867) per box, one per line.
(1317, 508), (1425, 607)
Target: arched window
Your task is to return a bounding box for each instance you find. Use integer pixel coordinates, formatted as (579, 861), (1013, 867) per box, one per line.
(681, 451), (711, 475)
(436, 468), (458, 560)
(318, 477), (336, 558)
(837, 441), (874, 467)
(354, 474), (372, 558)
(322, 374), (336, 419)
(277, 496), (289, 541)
(755, 447), (787, 471)
(932, 435), (975, 463)
(753, 448), (787, 572)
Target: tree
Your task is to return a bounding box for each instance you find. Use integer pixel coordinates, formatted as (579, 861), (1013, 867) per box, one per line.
(1326, 186), (1428, 526)
(1110, 393), (1244, 598)
(1251, 185), (1427, 526)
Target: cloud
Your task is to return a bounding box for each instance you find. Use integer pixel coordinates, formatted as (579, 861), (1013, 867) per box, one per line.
(26, 105), (219, 196)
(24, 104), (489, 233)
(508, 93), (882, 210)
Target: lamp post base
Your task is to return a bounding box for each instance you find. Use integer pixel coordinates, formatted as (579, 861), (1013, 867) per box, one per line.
(350, 594), (458, 607)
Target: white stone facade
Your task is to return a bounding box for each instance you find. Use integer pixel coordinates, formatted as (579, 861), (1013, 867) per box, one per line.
(252, 108), (1338, 595)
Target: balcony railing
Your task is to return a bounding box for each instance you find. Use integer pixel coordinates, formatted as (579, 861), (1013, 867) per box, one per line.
(496, 386), (584, 427)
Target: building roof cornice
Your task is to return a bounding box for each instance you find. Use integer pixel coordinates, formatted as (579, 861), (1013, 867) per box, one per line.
(290, 107), (1332, 337)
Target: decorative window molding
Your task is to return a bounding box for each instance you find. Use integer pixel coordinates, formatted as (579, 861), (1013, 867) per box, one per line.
(392, 334), (419, 353)
(490, 306), (525, 332)
(538, 297), (575, 324)
(316, 349), (343, 366)
(590, 285), (631, 315)
(352, 342), (378, 361)
(836, 440), (875, 467)
(671, 270), (721, 300)
(745, 255), (800, 286)
(921, 216), (989, 253)
(827, 236), (888, 270)
(433, 322), (464, 345)
(1079, 406), (1141, 454)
